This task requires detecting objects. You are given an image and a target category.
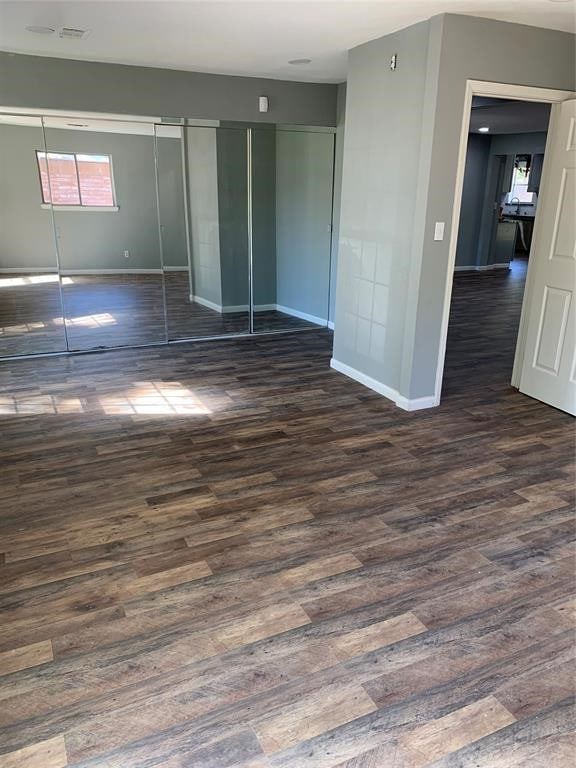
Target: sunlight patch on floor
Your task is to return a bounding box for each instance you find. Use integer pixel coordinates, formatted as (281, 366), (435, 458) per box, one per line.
(0, 275), (74, 288)
(54, 313), (117, 328)
(0, 396), (84, 415)
(99, 382), (211, 416)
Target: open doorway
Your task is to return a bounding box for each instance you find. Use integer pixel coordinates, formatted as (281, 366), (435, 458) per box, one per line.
(442, 96), (551, 397)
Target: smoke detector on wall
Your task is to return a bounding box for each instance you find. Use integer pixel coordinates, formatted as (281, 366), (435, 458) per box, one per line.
(59, 27), (90, 40)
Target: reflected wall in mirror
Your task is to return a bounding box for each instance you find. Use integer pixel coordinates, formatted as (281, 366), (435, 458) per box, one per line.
(166, 124), (250, 339)
(0, 115), (66, 357)
(44, 118), (167, 351)
(155, 123), (193, 340)
(252, 127), (335, 333)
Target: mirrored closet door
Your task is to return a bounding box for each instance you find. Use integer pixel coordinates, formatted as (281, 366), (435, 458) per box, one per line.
(0, 112), (336, 360)
(251, 127), (335, 333)
(0, 115), (67, 357)
(156, 123), (250, 340)
(43, 117), (167, 351)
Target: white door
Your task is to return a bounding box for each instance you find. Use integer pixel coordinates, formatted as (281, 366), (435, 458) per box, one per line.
(519, 98), (576, 416)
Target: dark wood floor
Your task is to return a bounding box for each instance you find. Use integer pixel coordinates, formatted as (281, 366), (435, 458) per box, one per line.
(0, 273), (319, 357)
(0, 259), (574, 767)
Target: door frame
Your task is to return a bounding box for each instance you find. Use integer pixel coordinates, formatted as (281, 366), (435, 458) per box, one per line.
(435, 80), (575, 404)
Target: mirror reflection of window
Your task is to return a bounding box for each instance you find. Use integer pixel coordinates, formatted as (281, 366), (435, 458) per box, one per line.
(36, 151), (116, 208)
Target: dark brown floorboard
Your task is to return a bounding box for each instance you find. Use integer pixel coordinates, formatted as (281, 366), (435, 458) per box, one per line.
(0, 258), (573, 767)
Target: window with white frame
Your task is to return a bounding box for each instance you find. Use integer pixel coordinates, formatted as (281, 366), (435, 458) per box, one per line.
(36, 151), (117, 208)
(507, 154), (535, 205)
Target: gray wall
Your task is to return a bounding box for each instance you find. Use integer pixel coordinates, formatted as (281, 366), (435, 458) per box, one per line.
(329, 83), (346, 324)
(0, 123), (164, 271)
(252, 128), (277, 307)
(216, 127), (249, 308)
(455, 133), (490, 268)
(0, 51), (337, 126)
(333, 19), (435, 392)
(185, 126), (222, 307)
(276, 129), (334, 321)
(334, 13), (575, 403)
(408, 14), (575, 400)
(0, 122), (58, 270)
(156, 134), (188, 268)
(489, 131), (548, 157)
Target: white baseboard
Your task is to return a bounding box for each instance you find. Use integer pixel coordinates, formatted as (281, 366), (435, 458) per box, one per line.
(192, 295), (222, 312)
(395, 393), (439, 411)
(454, 262), (511, 272)
(330, 358), (438, 411)
(0, 267), (189, 275)
(276, 304), (327, 327)
(328, 320), (335, 330)
(477, 262), (511, 271)
(221, 304), (275, 313)
(221, 304), (247, 313)
(0, 267), (56, 273)
(191, 299), (329, 325)
(191, 298), (277, 314)
(60, 268), (163, 275)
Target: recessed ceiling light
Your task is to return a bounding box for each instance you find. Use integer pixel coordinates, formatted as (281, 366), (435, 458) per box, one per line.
(25, 25), (55, 35)
(478, 126), (490, 133)
(288, 58), (312, 65)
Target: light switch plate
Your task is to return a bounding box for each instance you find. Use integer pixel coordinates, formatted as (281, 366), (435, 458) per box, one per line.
(434, 222), (445, 241)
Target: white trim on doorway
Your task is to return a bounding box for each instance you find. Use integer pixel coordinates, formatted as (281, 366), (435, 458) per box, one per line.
(435, 80), (575, 406)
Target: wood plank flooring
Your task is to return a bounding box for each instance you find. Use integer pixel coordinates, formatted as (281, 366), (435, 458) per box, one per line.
(0, 259), (574, 767)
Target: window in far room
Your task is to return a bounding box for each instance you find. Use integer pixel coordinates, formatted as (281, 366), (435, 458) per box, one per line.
(507, 153), (535, 204)
(36, 151), (117, 209)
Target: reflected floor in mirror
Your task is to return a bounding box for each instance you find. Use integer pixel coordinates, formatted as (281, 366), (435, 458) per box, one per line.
(0, 272), (323, 357)
(163, 272), (320, 338)
(61, 274), (167, 350)
(0, 273), (68, 357)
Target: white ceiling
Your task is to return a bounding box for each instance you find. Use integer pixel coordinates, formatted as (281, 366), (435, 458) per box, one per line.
(0, 0), (574, 83)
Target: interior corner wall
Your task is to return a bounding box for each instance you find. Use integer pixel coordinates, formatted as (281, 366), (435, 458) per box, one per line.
(0, 52), (338, 127)
(216, 127), (250, 309)
(329, 82), (346, 324)
(155, 134), (189, 268)
(186, 126), (222, 308)
(332, 18), (438, 395)
(406, 14), (576, 401)
(251, 127), (277, 307)
(454, 133), (491, 268)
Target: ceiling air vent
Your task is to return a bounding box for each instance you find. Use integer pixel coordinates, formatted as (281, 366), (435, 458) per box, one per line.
(59, 27), (89, 39)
